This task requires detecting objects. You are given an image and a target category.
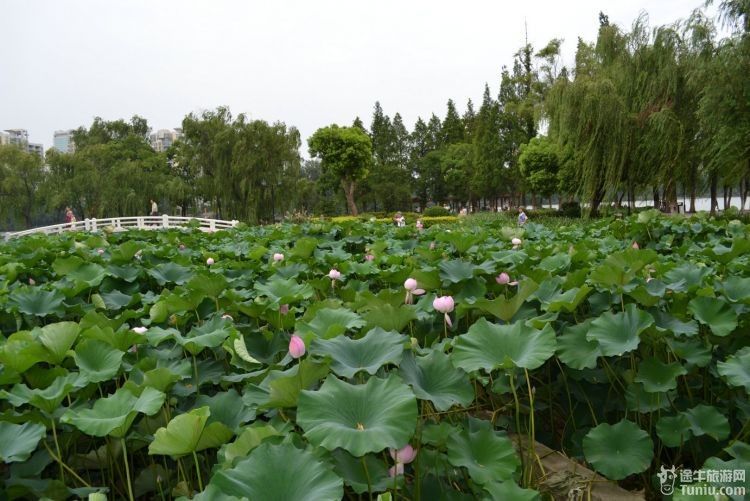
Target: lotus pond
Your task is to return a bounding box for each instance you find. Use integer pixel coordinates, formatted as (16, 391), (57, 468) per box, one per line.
(0, 212), (748, 500)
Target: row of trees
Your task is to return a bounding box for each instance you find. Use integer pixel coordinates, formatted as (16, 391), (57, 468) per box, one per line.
(1, 3), (747, 228)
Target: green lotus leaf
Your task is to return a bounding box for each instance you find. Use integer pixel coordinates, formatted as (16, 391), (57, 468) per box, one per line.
(446, 419), (520, 485)
(439, 259), (477, 283)
(624, 382), (672, 413)
(61, 386), (165, 438)
(211, 442), (343, 500)
(331, 449), (393, 495)
(0, 372), (84, 415)
(188, 273), (228, 299)
(556, 319), (602, 370)
(538, 253), (571, 273)
(583, 420), (653, 480)
(656, 414), (692, 447)
(264, 358), (331, 409)
(98, 289), (135, 310)
(719, 276), (750, 303)
(474, 280), (538, 322)
(653, 311), (698, 337)
(37, 322), (80, 364)
(666, 338), (712, 368)
(147, 262), (194, 285)
(193, 389), (255, 432)
(663, 263), (711, 290)
(9, 287), (66, 317)
(482, 480), (540, 501)
(290, 236), (319, 258)
(634, 358), (687, 393)
(717, 347), (750, 392)
(688, 296), (737, 337)
(398, 350), (474, 411)
(218, 423), (283, 465)
(106, 264), (141, 282)
(108, 240), (141, 263)
(297, 374), (418, 457)
(452, 317), (556, 372)
(296, 307), (366, 340)
(0, 422), (46, 462)
(361, 303), (417, 332)
(180, 316), (233, 355)
(311, 327), (406, 378)
(586, 304), (653, 357)
(142, 367), (183, 392)
(0, 331), (51, 373)
(683, 404), (730, 441)
(148, 406), (233, 458)
(73, 339), (125, 383)
(52, 256), (103, 284)
(545, 286), (592, 313)
(254, 276), (314, 304)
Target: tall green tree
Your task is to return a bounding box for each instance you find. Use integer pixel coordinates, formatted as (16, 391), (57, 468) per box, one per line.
(0, 145), (46, 228)
(442, 99), (465, 144)
(308, 125), (372, 215)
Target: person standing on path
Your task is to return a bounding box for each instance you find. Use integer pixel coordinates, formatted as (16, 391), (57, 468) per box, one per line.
(518, 207), (528, 226)
(150, 200), (159, 216)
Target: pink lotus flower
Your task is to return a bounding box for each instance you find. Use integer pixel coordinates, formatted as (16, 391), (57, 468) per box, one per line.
(365, 254), (375, 261)
(389, 444), (417, 464)
(132, 326), (147, 334)
(632, 241), (639, 250)
(273, 253), (284, 262)
(388, 463), (404, 477)
(206, 257), (215, 266)
(416, 220), (424, 230)
(496, 272), (519, 286)
(280, 304), (289, 315)
(289, 334), (306, 359)
(28, 278), (36, 286)
(404, 278), (425, 304)
(97, 248), (104, 255)
(433, 295), (455, 327)
(329, 269), (342, 288)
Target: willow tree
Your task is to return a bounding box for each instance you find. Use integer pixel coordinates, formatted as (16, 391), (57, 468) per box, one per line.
(546, 18), (633, 216)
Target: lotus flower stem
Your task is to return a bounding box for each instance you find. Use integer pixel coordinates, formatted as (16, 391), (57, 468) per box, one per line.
(50, 419), (66, 484)
(121, 438), (135, 501)
(508, 371), (524, 475)
(192, 354), (200, 396)
(42, 440), (91, 488)
(192, 450), (204, 492)
(361, 456), (373, 500)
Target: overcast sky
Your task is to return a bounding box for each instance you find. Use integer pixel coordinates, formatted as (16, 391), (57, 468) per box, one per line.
(2, 0), (714, 152)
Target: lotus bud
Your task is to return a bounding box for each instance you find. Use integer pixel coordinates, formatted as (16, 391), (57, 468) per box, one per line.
(179, 243), (186, 250)
(404, 278), (418, 291)
(389, 444), (417, 464)
(206, 257), (215, 266)
(632, 241), (640, 250)
(511, 237), (522, 246)
(28, 278), (36, 285)
(433, 296), (455, 314)
(280, 304), (289, 315)
(328, 269), (341, 280)
(273, 253), (284, 262)
(496, 272), (510, 285)
(430, 242), (436, 250)
(365, 254), (375, 261)
(289, 334), (306, 359)
(97, 248), (104, 255)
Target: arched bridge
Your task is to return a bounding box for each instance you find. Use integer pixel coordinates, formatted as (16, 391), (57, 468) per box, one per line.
(5, 216), (240, 240)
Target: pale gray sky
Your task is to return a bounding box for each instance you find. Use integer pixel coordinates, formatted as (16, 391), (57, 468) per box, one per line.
(2, 0), (711, 151)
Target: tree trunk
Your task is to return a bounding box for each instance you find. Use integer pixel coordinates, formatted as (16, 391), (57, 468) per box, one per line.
(710, 173), (718, 215)
(742, 177), (748, 211)
(342, 180), (358, 216)
(653, 186), (660, 210)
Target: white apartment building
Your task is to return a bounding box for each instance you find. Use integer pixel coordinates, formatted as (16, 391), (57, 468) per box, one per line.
(53, 129), (76, 153)
(149, 128), (183, 152)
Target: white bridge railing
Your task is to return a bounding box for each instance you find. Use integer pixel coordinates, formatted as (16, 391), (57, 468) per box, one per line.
(6, 216), (240, 239)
